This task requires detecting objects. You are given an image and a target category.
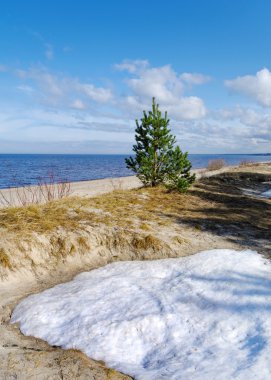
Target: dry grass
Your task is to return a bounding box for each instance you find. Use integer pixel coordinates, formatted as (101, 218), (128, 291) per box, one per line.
(173, 236), (190, 245)
(0, 247), (12, 269)
(139, 222), (152, 231)
(100, 230), (167, 253)
(0, 202), (79, 234)
(207, 159), (226, 171)
(239, 160), (254, 167)
(0, 186), (202, 236)
(0, 173), (72, 207)
(131, 234), (164, 251)
(77, 236), (90, 251)
(50, 236), (76, 258)
(0, 163), (270, 265)
(0, 186), (197, 267)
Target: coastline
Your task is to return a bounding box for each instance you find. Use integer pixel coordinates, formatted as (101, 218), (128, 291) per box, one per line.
(0, 165), (236, 208)
(1, 153), (271, 192)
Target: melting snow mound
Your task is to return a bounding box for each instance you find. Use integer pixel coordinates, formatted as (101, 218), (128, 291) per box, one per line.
(11, 249), (271, 379)
(261, 189), (271, 198)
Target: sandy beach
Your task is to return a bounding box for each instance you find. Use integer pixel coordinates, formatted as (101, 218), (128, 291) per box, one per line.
(0, 166), (225, 208)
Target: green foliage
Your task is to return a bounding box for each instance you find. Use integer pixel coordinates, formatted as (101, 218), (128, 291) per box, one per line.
(165, 147), (196, 192)
(126, 97), (175, 186)
(126, 98), (195, 192)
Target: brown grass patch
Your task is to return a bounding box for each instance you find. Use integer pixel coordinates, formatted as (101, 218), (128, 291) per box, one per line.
(173, 236), (190, 245)
(0, 186), (197, 237)
(239, 160), (254, 167)
(0, 202), (75, 234)
(207, 159), (226, 171)
(139, 222), (152, 231)
(131, 234), (163, 251)
(77, 236), (90, 251)
(0, 247), (12, 269)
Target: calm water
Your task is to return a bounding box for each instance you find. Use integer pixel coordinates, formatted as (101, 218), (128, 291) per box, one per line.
(0, 154), (270, 189)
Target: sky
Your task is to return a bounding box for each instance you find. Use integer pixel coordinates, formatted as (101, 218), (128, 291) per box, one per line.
(1, 0), (271, 154)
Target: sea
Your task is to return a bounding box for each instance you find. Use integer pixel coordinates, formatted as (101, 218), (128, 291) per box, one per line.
(0, 153), (270, 189)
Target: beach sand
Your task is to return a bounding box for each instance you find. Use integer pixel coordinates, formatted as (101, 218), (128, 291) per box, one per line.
(0, 166), (222, 208)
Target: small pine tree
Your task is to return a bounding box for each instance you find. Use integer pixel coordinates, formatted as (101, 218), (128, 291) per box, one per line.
(165, 146), (195, 192)
(126, 98), (195, 192)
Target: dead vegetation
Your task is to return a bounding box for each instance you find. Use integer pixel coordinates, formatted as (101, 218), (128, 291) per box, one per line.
(0, 202), (79, 234)
(239, 159), (254, 167)
(0, 248), (11, 269)
(0, 185), (193, 235)
(207, 159), (226, 171)
(0, 172), (72, 207)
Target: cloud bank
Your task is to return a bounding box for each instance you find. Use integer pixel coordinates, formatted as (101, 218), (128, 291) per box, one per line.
(116, 60), (208, 120)
(1, 62), (271, 153)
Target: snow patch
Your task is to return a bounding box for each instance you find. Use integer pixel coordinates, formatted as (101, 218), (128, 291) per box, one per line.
(11, 249), (271, 379)
(261, 189), (271, 198)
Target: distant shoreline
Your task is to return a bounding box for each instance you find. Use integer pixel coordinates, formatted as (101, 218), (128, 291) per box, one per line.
(1, 154), (271, 191)
(0, 162), (268, 208)
(0, 153), (270, 155)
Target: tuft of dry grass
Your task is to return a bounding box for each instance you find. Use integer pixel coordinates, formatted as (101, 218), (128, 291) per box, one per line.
(207, 159), (226, 171)
(131, 234), (163, 251)
(77, 236), (90, 251)
(139, 222), (152, 231)
(0, 247), (12, 269)
(173, 236), (190, 245)
(239, 160), (254, 167)
(0, 173), (72, 207)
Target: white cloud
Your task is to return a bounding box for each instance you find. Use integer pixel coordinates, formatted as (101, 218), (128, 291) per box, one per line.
(127, 65), (183, 103)
(172, 115), (271, 153)
(17, 85), (35, 94)
(116, 60), (208, 120)
(167, 97), (206, 119)
(225, 68), (271, 107)
(4, 59), (271, 153)
(114, 59), (149, 73)
(180, 72), (211, 85)
(216, 105), (271, 128)
(14, 67), (113, 107)
(0, 139), (132, 154)
(77, 83), (112, 103)
(13, 61), (207, 120)
(71, 99), (85, 109)
(0, 107), (134, 146)
(37, 71), (64, 97)
(213, 106), (271, 144)
(2, 102), (271, 153)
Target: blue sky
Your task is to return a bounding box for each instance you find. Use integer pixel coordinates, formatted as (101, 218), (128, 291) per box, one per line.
(1, 0), (271, 153)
